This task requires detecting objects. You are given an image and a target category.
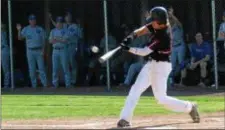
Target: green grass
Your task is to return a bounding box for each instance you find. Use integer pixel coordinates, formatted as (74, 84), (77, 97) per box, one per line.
(2, 95), (224, 120)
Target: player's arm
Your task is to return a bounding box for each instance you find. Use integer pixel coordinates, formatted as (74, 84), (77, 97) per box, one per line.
(128, 46), (153, 56)
(133, 25), (152, 37)
(128, 38), (160, 56)
(49, 13), (57, 27)
(170, 14), (182, 27)
(49, 30), (56, 44)
(56, 32), (69, 43)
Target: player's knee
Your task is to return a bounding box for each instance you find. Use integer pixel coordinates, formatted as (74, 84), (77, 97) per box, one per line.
(155, 95), (167, 105)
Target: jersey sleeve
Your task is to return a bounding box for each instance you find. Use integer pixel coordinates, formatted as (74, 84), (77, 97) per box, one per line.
(21, 27), (27, 37)
(49, 30), (53, 41)
(129, 46), (153, 56)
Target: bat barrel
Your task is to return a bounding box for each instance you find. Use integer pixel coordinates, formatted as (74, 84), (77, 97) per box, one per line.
(98, 46), (121, 63)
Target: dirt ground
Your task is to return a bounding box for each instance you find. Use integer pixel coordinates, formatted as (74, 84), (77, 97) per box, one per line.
(2, 87), (225, 129)
(2, 112), (224, 129)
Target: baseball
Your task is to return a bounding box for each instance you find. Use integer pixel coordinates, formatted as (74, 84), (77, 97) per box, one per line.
(91, 46), (99, 53)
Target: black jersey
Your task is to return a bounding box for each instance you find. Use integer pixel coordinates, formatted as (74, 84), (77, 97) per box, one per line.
(146, 25), (171, 62)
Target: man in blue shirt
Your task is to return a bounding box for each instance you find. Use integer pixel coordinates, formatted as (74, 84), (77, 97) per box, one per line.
(182, 32), (211, 87)
(49, 16), (71, 88)
(16, 14), (47, 88)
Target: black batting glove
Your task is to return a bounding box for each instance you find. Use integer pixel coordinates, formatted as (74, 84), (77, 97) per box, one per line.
(123, 32), (137, 45)
(120, 42), (130, 51)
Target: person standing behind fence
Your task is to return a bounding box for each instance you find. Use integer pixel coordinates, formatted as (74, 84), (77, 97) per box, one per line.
(49, 12), (80, 86)
(16, 14), (47, 88)
(1, 23), (10, 89)
(49, 16), (71, 88)
(167, 6), (186, 88)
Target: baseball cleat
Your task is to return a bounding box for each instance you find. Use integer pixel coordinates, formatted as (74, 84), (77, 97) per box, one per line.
(117, 119), (131, 128)
(189, 103), (200, 123)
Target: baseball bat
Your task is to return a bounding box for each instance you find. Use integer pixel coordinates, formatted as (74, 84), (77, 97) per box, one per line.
(99, 46), (122, 63)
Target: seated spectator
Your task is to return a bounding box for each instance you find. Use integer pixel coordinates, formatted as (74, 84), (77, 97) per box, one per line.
(100, 31), (117, 52)
(119, 56), (146, 87)
(181, 32), (212, 87)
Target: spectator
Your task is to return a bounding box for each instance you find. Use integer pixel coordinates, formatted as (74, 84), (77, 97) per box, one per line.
(119, 56), (146, 87)
(16, 14), (48, 88)
(100, 31), (117, 52)
(1, 23), (10, 89)
(49, 11), (82, 85)
(85, 38), (101, 86)
(168, 6), (186, 88)
(181, 32), (211, 88)
(217, 11), (225, 63)
(49, 16), (71, 88)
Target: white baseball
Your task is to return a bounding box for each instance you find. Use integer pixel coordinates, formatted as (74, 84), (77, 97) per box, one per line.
(91, 46), (99, 53)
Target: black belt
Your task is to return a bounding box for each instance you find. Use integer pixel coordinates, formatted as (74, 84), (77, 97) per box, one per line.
(28, 47), (42, 50)
(54, 47), (64, 50)
(172, 43), (182, 47)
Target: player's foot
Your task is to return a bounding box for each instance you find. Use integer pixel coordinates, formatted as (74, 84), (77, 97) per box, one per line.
(189, 103), (200, 123)
(198, 82), (206, 88)
(117, 119), (131, 128)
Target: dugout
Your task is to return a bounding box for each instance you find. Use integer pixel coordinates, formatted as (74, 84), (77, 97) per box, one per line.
(1, 0), (225, 87)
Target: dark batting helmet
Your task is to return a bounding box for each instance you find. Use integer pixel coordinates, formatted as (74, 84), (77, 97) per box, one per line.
(147, 6), (168, 25)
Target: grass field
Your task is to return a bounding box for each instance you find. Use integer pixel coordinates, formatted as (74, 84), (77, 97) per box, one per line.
(2, 94), (224, 120)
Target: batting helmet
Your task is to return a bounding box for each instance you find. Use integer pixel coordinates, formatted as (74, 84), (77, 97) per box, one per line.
(147, 6), (168, 25)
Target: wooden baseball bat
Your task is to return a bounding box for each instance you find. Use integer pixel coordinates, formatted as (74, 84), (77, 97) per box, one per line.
(98, 46), (122, 63)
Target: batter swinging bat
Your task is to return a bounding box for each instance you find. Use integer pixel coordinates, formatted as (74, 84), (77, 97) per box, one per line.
(99, 46), (122, 63)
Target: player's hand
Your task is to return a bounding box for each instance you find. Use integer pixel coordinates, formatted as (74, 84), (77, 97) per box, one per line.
(16, 24), (22, 31)
(123, 33), (135, 45)
(120, 43), (130, 51)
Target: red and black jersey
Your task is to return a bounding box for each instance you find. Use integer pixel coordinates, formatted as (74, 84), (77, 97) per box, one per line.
(147, 25), (171, 62)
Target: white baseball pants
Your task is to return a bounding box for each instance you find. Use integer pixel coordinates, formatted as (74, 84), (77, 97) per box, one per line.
(120, 60), (193, 122)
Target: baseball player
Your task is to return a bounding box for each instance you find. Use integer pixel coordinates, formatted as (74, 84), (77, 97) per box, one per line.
(16, 14), (47, 88)
(117, 7), (200, 128)
(1, 23), (10, 89)
(49, 12), (82, 85)
(49, 16), (71, 88)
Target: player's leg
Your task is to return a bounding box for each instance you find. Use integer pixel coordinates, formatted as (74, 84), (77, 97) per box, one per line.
(118, 62), (151, 127)
(36, 50), (47, 87)
(177, 45), (186, 85)
(68, 44), (77, 85)
(1, 48), (10, 88)
(27, 50), (37, 88)
(124, 62), (143, 85)
(199, 61), (207, 87)
(60, 49), (71, 88)
(151, 61), (200, 123)
(52, 50), (60, 88)
(169, 47), (178, 88)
